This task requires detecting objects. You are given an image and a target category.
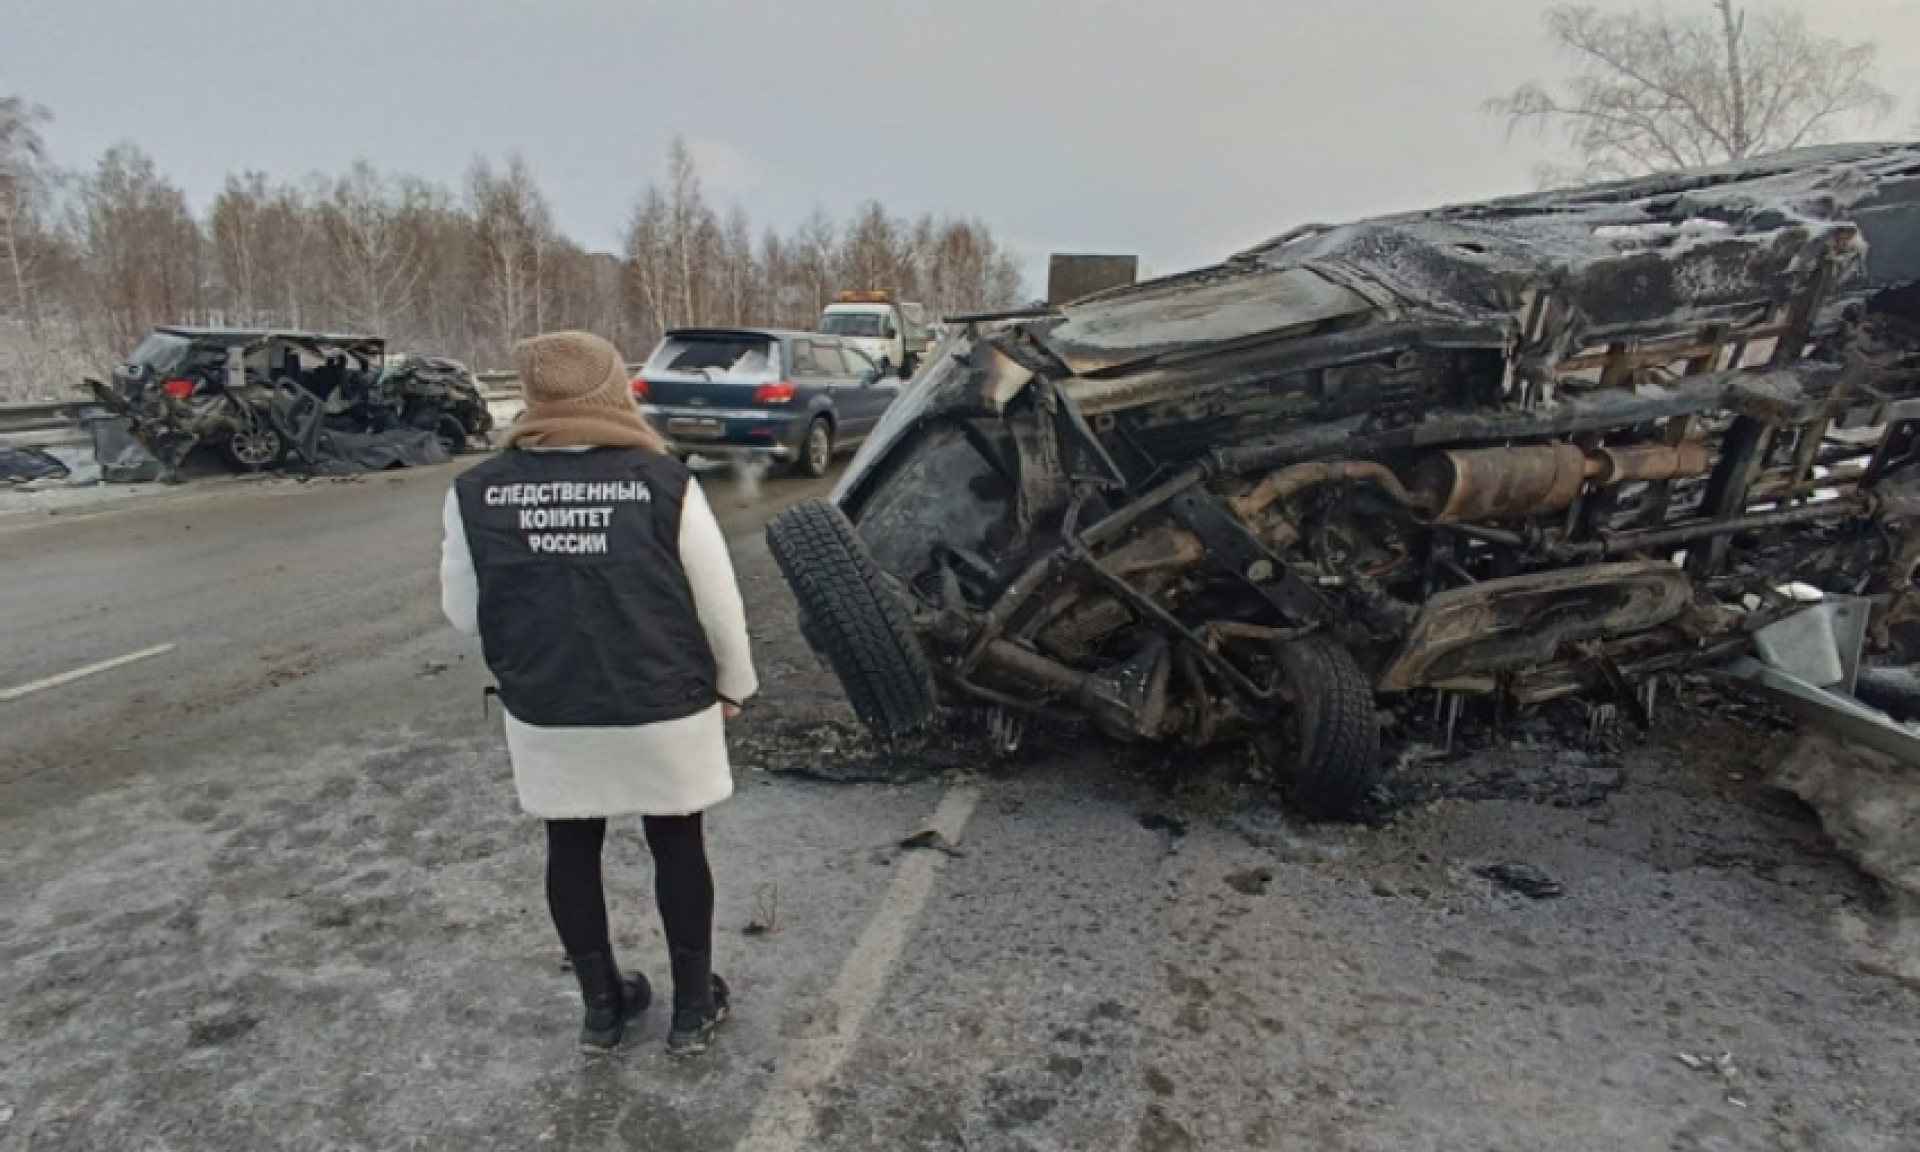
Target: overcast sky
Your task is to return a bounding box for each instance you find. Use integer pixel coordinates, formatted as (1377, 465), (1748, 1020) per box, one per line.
(10, 0), (1920, 289)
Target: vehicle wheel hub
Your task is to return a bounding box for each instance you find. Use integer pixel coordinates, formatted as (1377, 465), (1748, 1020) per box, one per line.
(229, 420), (280, 467)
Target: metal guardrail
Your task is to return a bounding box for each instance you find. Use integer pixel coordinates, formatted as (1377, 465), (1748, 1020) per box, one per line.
(473, 364), (644, 404)
(0, 398), (100, 436)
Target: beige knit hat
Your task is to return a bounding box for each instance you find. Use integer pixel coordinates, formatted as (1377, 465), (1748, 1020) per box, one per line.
(502, 331), (667, 452)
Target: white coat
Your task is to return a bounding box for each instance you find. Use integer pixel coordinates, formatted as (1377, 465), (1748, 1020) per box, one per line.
(440, 469), (757, 819)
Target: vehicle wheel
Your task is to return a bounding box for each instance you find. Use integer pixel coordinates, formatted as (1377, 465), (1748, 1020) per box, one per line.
(1270, 634), (1381, 822)
(218, 411), (286, 472)
(766, 498), (938, 739)
(795, 418), (833, 478)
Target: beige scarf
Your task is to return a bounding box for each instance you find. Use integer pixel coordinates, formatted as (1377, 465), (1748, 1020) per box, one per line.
(501, 400), (670, 453)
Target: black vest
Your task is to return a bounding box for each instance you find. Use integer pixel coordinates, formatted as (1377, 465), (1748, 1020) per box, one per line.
(453, 448), (718, 727)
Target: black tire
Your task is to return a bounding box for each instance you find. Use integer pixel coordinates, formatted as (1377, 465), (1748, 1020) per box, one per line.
(766, 498), (938, 739)
(1854, 664), (1920, 722)
(793, 418), (833, 479)
(1271, 635), (1382, 822)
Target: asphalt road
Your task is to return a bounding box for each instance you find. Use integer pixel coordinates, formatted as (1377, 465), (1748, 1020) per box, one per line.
(2, 464), (1917, 1152)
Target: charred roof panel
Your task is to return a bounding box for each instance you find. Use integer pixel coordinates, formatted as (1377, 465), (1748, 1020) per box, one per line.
(1243, 144), (1920, 339)
(1035, 265), (1374, 377)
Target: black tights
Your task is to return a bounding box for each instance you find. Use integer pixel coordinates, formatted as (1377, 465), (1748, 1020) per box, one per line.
(544, 815), (714, 958)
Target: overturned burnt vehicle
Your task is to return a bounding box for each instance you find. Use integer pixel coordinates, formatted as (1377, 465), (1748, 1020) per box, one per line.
(768, 144), (1920, 819)
(86, 328), (493, 475)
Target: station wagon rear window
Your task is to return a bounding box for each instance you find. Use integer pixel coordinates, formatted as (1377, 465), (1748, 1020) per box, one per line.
(646, 335), (780, 379)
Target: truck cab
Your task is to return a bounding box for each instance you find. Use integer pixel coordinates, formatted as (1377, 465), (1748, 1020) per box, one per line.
(819, 291), (930, 376)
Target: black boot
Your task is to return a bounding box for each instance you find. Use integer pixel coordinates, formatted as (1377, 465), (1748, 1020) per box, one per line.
(569, 951), (652, 1052)
(665, 948), (730, 1057)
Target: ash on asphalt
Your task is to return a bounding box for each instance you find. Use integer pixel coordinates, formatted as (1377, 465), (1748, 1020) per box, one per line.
(733, 719), (966, 785)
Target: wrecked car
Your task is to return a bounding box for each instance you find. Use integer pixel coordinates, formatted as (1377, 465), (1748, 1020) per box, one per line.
(767, 143), (1920, 819)
(379, 352), (495, 453)
(86, 328), (494, 474)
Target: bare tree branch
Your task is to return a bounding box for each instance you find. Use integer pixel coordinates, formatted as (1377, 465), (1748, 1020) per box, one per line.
(0, 96), (52, 318)
(1489, 2), (1893, 182)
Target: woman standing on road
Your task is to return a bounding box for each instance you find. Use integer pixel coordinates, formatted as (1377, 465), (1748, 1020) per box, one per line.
(439, 330), (756, 1056)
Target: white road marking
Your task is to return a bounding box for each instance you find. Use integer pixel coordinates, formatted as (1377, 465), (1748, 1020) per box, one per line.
(734, 785), (981, 1152)
(0, 644), (176, 702)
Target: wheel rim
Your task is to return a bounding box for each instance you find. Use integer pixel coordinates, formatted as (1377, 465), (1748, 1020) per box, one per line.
(230, 425), (280, 466)
(808, 424), (830, 472)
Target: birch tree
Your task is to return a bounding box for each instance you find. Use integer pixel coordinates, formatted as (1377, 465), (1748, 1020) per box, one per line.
(0, 96), (51, 318)
(68, 145), (204, 355)
(468, 153), (555, 354)
(622, 188), (673, 348)
(1489, 1), (1894, 181)
(209, 172), (314, 326)
(663, 138), (718, 326)
(717, 205), (756, 326)
(315, 162), (427, 334)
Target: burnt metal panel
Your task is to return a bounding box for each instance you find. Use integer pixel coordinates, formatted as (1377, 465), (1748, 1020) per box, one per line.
(1379, 562), (1694, 691)
(1034, 265), (1374, 378)
(1244, 144), (1920, 344)
(1047, 254), (1140, 307)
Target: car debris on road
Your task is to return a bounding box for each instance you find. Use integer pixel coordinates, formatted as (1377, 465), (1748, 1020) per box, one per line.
(1676, 1051), (1749, 1109)
(0, 447), (70, 486)
(769, 143), (1920, 820)
(1473, 861), (1566, 900)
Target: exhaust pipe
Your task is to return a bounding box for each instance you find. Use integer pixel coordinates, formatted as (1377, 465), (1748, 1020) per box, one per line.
(1416, 443), (1712, 523)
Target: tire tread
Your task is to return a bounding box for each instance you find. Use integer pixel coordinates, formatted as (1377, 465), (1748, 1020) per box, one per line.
(765, 499), (937, 738)
(1275, 635), (1381, 821)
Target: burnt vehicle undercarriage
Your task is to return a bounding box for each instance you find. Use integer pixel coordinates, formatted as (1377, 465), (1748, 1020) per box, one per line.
(768, 144), (1920, 818)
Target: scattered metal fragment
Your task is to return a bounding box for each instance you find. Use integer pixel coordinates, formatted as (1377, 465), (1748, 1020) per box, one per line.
(898, 829), (966, 858)
(1676, 1051), (1749, 1108)
(1721, 646), (1920, 769)
(0, 447), (70, 486)
(1474, 862), (1566, 900)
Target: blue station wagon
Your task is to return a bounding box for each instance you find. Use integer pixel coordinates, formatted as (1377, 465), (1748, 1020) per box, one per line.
(633, 328), (901, 477)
